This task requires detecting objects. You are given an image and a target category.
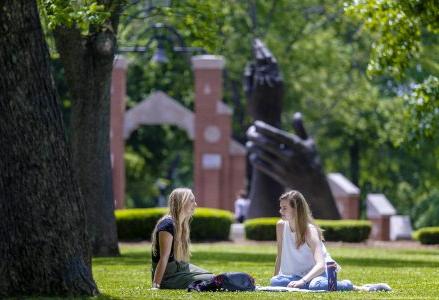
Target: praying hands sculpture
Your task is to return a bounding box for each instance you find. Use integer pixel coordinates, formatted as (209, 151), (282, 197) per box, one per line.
(245, 39), (340, 219)
(244, 39), (285, 218)
(247, 115), (340, 219)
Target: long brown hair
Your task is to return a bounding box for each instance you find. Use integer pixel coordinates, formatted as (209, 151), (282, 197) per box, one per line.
(279, 190), (323, 248)
(151, 188), (194, 261)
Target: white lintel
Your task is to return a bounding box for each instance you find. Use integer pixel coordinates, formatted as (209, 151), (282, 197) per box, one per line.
(366, 193), (397, 217)
(114, 55), (128, 69)
(192, 55), (225, 70)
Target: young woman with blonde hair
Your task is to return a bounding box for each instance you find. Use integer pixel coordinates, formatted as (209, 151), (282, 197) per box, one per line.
(151, 188), (214, 289)
(271, 190), (391, 292)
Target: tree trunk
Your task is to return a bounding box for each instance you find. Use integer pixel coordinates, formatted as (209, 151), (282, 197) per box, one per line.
(53, 5), (123, 256)
(349, 139), (359, 187)
(0, 1), (98, 296)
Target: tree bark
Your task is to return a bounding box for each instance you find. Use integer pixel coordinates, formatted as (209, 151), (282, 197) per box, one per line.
(0, 1), (98, 296)
(349, 139), (359, 187)
(52, 2), (123, 256)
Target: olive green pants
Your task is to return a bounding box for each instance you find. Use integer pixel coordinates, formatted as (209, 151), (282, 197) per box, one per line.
(152, 260), (214, 289)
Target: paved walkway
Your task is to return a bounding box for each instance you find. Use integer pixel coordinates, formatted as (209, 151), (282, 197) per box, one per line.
(229, 223), (246, 241)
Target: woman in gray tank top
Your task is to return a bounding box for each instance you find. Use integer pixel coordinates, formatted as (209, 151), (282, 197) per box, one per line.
(151, 188), (214, 289)
(270, 190), (391, 292)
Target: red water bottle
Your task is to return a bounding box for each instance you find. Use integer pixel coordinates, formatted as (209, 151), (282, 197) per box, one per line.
(326, 261), (337, 291)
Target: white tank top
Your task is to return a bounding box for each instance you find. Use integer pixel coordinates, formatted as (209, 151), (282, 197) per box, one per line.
(279, 220), (333, 276)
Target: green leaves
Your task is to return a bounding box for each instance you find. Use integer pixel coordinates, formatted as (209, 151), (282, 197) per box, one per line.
(345, 0), (439, 143)
(405, 75), (439, 139)
(412, 189), (439, 229)
(344, 0), (426, 78)
(119, 0), (223, 54)
(38, 0), (111, 33)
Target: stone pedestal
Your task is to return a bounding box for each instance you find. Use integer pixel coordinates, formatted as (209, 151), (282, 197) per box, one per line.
(367, 194), (396, 241)
(390, 215), (413, 240)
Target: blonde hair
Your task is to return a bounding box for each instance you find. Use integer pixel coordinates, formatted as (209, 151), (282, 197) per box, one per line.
(151, 188), (194, 262)
(279, 190), (324, 248)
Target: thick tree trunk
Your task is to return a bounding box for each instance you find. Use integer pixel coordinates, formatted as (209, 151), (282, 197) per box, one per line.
(0, 1), (98, 296)
(53, 7), (122, 256)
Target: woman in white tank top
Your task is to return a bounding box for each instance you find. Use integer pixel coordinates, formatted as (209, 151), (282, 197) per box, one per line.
(270, 190), (391, 292)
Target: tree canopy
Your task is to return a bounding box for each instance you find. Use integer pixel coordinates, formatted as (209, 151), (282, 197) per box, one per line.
(47, 0), (439, 227)
(345, 0), (439, 139)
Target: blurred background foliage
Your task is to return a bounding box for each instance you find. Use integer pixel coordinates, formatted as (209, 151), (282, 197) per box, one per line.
(52, 0), (438, 227)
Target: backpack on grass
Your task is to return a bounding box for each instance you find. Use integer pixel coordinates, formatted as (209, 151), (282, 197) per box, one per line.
(188, 272), (256, 292)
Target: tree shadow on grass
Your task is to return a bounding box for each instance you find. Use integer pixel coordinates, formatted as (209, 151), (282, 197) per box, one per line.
(93, 249), (439, 269)
(93, 251), (275, 266)
(194, 251), (439, 269)
(193, 251), (275, 263)
(337, 256), (439, 268)
(93, 252), (150, 266)
(396, 249), (439, 257)
(93, 293), (123, 300)
(18, 293), (122, 300)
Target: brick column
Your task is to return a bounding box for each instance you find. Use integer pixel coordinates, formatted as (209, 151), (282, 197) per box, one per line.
(369, 217), (391, 241)
(327, 173), (360, 219)
(192, 55), (229, 209)
(110, 55), (128, 209)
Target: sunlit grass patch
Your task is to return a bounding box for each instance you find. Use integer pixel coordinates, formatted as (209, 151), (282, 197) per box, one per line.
(91, 242), (439, 299)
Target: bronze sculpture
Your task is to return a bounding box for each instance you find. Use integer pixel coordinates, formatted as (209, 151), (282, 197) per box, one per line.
(245, 39), (340, 219)
(244, 39), (285, 218)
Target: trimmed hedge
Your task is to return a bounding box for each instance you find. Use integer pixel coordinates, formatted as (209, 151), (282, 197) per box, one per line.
(318, 220), (371, 242)
(115, 208), (233, 241)
(244, 218), (279, 241)
(244, 218), (371, 242)
(116, 208), (166, 241)
(413, 227), (439, 245)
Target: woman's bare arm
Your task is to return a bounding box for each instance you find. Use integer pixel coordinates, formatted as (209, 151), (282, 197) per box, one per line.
(152, 231), (173, 287)
(274, 220), (284, 276)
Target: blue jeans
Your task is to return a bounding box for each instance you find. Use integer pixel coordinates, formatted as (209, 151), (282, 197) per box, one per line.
(270, 273), (353, 291)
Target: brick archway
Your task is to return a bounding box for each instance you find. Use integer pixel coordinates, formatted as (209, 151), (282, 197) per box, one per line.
(123, 91), (194, 140)
(110, 55), (246, 211)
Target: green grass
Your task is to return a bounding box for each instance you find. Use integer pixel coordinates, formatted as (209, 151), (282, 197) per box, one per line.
(92, 242), (439, 299)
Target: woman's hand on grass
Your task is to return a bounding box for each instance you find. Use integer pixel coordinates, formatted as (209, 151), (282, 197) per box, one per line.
(287, 279), (305, 288)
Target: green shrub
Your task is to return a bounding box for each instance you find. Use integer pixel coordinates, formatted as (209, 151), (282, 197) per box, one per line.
(412, 189), (439, 229)
(412, 230), (420, 241)
(115, 208), (233, 241)
(244, 218), (279, 241)
(189, 208), (234, 241)
(116, 208), (166, 241)
(244, 218), (371, 242)
(318, 220), (371, 242)
(414, 227), (439, 245)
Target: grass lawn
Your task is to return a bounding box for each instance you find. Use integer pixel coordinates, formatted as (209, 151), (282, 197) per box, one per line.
(93, 242), (439, 299)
